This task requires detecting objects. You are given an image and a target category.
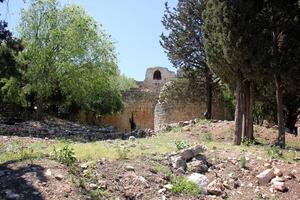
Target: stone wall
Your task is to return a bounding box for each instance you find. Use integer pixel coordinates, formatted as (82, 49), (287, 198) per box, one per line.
(154, 79), (226, 131)
(97, 88), (158, 132)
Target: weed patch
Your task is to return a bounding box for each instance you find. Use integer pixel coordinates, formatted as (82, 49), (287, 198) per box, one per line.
(171, 176), (201, 196)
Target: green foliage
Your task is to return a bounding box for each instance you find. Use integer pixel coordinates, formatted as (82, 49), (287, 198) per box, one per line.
(202, 132), (212, 143)
(151, 162), (171, 175)
(196, 119), (210, 125)
(266, 146), (283, 159)
(52, 145), (76, 166)
(242, 138), (256, 146)
(174, 140), (191, 151)
(118, 74), (137, 91)
(116, 146), (130, 160)
(18, 0), (123, 114)
(221, 84), (235, 120)
(171, 176), (201, 196)
(239, 154), (246, 168)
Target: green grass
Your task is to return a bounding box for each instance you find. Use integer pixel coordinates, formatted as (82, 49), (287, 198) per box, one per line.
(171, 176), (201, 196)
(196, 119), (210, 125)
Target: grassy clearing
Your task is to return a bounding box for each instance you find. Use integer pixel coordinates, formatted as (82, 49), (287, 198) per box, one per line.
(1, 124), (299, 164)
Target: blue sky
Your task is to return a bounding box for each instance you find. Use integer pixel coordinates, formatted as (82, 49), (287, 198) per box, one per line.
(0, 0), (177, 81)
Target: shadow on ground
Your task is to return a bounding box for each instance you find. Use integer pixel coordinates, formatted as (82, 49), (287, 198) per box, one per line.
(0, 161), (47, 200)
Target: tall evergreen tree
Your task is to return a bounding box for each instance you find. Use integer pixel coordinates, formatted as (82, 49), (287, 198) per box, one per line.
(203, 0), (261, 144)
(160, 0), (213, 119)
(255, 0), (300, 148)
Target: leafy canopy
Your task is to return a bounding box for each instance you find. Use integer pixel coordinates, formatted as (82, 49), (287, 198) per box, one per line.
(18, 0), (123, 114)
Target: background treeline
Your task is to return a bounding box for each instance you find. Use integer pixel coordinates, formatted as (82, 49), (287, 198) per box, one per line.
(161, 0), (300, 148)
(0, 0), (136, 118)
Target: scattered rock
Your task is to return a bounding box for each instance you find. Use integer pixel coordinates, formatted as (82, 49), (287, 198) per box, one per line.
(89, 183), (98, 190)
(55, 174), (64, 180)
(264, 163), (272, 169)
(125, 165), (135, 171)
(32, 191), (40, 196)
(98, 180), (107, 189)
(163, 184), (173, 190)
(187, 158), (209, 173)
(0, 170), (5, 177)
(187, 173), (208, 194)
(256, 169), (275, 185)
(171, 156), (187, 171)
(271, 177), (285, 183)
(180, 144), (206, 161)
(158, 188), (166, 194)
(272, 181), (287, 192)
(5, 190), (20, 199)
(129, 136), (136, 141)
(45, 169), (52, 176)
(207, 179), (225, 196)
(273, 167), (283, 177)
(80, 162), (89, 170)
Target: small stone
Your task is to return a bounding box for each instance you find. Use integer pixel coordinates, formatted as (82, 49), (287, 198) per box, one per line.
(264, 163), (272, 169)
(89, 183), (98, 190)
(233, 181), (240, 189)
(129, 136), (136, 141)
(98, 180), (107, 189)
(273, 167), (283, 177)
(284, 175), (293, 180)
(271, 177), (285, 184)
(80, 163), (89, 169)
(256, 169), (275, 185)
(163, 184), (173, 190)
(5, 190), (19, 199)
(55, 174), (64, 180)
(171, 156), (186, 171)
(158, 188), (166, 193)
(32, 191), (40, 196)
(207, 179), (225, 196)
(125, 165), (135, 171)
(45, 169), (52, 176)
(187, 173), (209, 194)
(272, 181), (287, 192)
(0, 170), (5, 177)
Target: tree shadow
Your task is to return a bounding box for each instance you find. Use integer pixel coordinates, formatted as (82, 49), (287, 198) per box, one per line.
(0, 161), (47, 200)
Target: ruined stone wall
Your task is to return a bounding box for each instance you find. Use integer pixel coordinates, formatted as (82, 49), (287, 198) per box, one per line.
(154, 79), (226, 131)
(143, 67), (176, 92)
(97, 89), (157, 132)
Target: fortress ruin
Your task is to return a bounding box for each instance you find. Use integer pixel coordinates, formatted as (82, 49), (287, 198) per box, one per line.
(79, 66), (227, 132)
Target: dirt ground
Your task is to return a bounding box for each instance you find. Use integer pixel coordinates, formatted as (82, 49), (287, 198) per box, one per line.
(0, 120), (300, 200)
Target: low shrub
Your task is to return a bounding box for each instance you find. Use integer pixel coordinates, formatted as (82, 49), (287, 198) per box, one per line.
(174, 140), (191, 151)
(171, 176), (201, 196)
(52, 145), (76, 166)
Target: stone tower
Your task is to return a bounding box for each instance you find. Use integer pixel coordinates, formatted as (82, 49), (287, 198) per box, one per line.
(142, 67), (176, 93)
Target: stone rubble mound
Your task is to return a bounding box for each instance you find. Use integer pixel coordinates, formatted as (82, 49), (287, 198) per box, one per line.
(0, 117), (153, 142)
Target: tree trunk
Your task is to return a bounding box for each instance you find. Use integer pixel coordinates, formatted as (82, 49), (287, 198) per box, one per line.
(242, 81), (247, 139)
(275, 75), (285, 148)
(234, 73), (243, 145)
(205, 71), (213, 119)
(248, 83), (254, 140)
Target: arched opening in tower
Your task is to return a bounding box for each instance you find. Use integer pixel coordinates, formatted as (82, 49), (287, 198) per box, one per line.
(153, 70), (162, 80)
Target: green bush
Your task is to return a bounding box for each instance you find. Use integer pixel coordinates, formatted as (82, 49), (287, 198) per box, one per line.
(171, 176), (201, 196)
(174, 140), (191, 151)
(202, 132), (213, 142)
(52, 145), (76, 166)
(239, 154), (246, 168)
(116, 146), (130, 160)
(266, 146), (283, 159)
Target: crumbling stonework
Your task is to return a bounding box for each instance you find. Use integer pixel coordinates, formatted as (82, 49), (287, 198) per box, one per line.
(80, 67), (227, 132)
(98, 88), (157, 132)
(142, 67), (176, 93)
(154, 78), (226, 131)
